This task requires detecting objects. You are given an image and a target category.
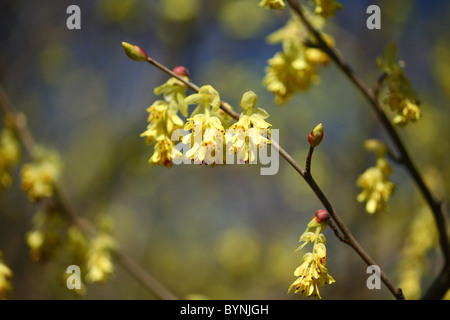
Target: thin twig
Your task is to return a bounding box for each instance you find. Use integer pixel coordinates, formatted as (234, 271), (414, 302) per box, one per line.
(286, 0), (449, 299)
(144, 55), (404, 300)
(0, 84), (178, 300)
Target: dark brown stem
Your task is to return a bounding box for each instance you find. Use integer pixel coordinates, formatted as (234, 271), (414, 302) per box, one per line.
(286, 0), (449, 299)
(0, 85), (178, 300)
(144, 54), (404, 300)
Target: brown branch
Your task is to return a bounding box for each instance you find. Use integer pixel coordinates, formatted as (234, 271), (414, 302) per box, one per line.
(286, 0), (450, 299)
(0, 85), (178, 300)
(144, 55), (404, 300)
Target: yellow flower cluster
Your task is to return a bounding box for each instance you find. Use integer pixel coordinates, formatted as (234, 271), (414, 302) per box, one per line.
(263, 17), (334, 104)
(0, 127), (20, 190)
(21, 149), (61, 202)
(86, 215), (116, 284)
(314, 0), (343, 18)
(0, 253), (13, 300)
(377, 43), (421, 126)
(397, 206), (438, 299)
(26, 209), (65, 262)
(356, 139), (395, 214)
(140, 68), (188, 167)
(183, 87), (272, 165)
(289, 211), (335, 298)
(259, 0), (285, 10)
(227, 91), (271, 164)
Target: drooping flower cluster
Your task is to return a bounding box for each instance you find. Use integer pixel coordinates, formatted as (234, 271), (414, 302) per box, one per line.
(356, 139), (396, 214)
(0, 252), (12, 300)
(26, 209), (66, 262)
(85, 216), (116, 284)
(377, 43), (421, 126)
(313, 0), (343, 18)
(140, 67), (189, 167)
(397, 206), (438, 299)
(0, 127), (20, 190)
(227, 91), (271, 164)
(289, 210), (335, 299)
(21, 149), (61, 202)
(259, 0), (285, 10)
(263, 16), (334, 104)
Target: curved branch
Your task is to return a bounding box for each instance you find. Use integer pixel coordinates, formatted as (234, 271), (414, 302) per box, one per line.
(286, 0), (450, 299)
(142, 55), (404, 300)
(0, 85), (178, 300)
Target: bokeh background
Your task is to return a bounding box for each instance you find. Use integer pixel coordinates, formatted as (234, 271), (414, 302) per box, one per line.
(0, 0), (449, 299)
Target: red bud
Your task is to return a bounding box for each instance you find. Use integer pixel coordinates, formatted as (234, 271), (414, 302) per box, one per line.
(173, 66), (190, 78)
(314, 210), (330, 223)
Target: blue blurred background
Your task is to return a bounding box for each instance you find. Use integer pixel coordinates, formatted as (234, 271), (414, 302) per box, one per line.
(0, 0), (449, 299)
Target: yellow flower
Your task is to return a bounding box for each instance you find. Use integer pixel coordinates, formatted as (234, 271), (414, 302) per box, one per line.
(0, 127), (20, 190)
(154, 76), (189, 117)
(150, 136), (181, 167)
(289, 211), (334, 299)
(259, 0), (285, 10)
(263, 17), (333, 104)
(357, 140), (395, 214)
(183, 113), (225, 165)
(314, 0), (343, 18)
(21, 150), (61, 202)
(227, 91), (271, 163)
(0, 254), (13, 300)
(86, 216), (116, 284)
(140, 99), (184, 167)
(377, 43), (421, 127)
(26, 209), (65, 262)
(185, 85), (221, 116)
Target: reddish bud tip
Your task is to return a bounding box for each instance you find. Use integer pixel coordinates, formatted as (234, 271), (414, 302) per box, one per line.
(122, 42), (148, 61)
(308, 123), (324, 148)
(314, 210), (330, 223)
(173, 66), (190, 78)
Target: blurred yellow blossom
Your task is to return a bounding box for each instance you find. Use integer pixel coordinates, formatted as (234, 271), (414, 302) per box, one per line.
(356, 140), (395, 214)
(21, 149), (61, 202)
(377, 42), (421, 126)
(263, 16), (333, 104)
(259, 0), (285, 10)
(0, 253), (12, 300)
(0, 127), (20, 190)
(314, 0), (343, 18)
(397, 206), (438, 299)
(26, 209), (65, 262)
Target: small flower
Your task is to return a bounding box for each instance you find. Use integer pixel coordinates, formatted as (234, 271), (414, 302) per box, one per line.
(21, 149), (61, 202)
(289, 211), (334, 299)
(121, 42), (148, 61)
(259, 0), (285, 10)
(308, 123), (324, 148)
(185, 85), (221, 116)
(227, 91), (271, 164)
(183, 113), (225, 165)
(0, 253), (13, 300)
(263, 17), (333, 104)
(26, 209), (65, 262)
(86, 215), (116, 284)
(314, 0), (343, 18)
(376, 43), (421, 127)
(0, 127), (21, 190)
(357, 140), (395, 214)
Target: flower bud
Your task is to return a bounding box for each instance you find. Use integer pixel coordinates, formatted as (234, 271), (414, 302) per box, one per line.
(172, 66), (190, 78)
(308, 123), (324, 148)
(121, 42), (148, 61)
(314, 209), (330, 223)
(240, 91), (258, 111)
